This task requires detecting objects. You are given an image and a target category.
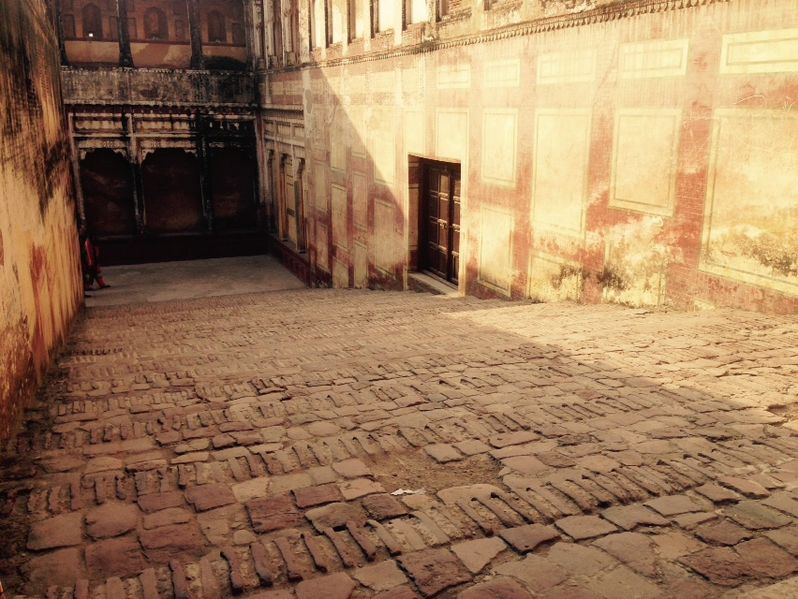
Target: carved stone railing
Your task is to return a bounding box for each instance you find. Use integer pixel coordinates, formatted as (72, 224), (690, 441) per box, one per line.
(61, 67), (257, 108)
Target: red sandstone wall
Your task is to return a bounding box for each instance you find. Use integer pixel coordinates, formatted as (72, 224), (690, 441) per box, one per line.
(277, 0), (798, 313)
(62, 0), (247, 68)
(0, 0), (83, 437)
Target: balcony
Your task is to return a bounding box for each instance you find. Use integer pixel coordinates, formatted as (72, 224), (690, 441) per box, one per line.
(61, 67), (257, 108)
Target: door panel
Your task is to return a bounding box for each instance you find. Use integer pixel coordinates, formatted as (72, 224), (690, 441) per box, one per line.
(421, 162), (461, 284)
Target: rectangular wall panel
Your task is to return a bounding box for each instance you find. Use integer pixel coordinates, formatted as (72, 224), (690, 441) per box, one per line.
(348, 105), (367, 158)
(352, 173), (368, 230)
(330, 114), (346, 171)
(528, 253), (584, 302)
(354, 241), (369, 288)
(481, 109), (518, 187)
(374, 201), (399, 272)
(610, 109), (681, 216)
(313, 162), (327, 213)
(331, 184), (348, 249)
(484, 59), (521, 88)
(435, 109), (468, 162)
(371, 68), (396, 94)
(372, 136), (396, 185)
(315, 222), (329, 272)
(404, 109), (426, 156)
(619, 39), (689, 79)
(532, 110), (591, 236)
(479, 207), (513, 294)
(700, 109), (798, 296)
(721, 28), (798, 74)
(537, 49), (596, 84)
(437, 63), (471, 89)
(332, 257), (349, 287)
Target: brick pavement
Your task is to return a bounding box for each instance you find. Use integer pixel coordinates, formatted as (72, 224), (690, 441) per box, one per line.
(1, 288), (798, 598)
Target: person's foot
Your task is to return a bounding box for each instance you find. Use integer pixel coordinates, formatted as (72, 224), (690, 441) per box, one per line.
(99, 283), (111, 289)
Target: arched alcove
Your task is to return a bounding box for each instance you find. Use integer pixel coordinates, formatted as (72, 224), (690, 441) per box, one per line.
(81, 3), (103, 39)
(207, 10), (226, 42)
(143, 7), (168, 41)
(79, 149), (136, 236)
(209, 147), (256, 231)
(141, 149), (204, 234)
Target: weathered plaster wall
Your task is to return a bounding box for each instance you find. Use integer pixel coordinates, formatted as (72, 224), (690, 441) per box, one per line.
(0, 0), (83, 437)
(271, 0), (798, 313)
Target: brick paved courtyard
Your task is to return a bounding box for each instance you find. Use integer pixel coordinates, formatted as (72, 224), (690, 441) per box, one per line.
(2, 273), (798, 598)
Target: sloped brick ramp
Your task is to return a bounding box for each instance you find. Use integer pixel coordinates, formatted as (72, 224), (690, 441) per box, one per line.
(1, 288), (798, 598)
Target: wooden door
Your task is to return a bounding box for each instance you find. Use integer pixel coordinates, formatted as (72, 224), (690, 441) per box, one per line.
(421, 163), (461, 284)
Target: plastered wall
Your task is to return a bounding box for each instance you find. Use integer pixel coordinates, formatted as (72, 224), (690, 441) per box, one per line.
(0, 0), (83, 437)
(270, 0), (798, 313)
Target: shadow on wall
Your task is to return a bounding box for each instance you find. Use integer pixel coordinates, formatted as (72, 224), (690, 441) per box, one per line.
(0, 0), (83, 438)
(273, 0), (798, 314)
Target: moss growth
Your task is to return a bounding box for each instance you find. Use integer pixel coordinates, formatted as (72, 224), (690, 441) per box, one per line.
(550, 264), (586, 290)
(596, 266), (627, 291)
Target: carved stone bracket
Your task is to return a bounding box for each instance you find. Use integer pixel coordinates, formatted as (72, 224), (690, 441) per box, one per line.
(139, 139), (198, 161)
(77, 139), (129, 161)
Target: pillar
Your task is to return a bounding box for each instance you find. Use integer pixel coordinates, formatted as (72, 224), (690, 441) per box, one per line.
(195, 115), (213, 231)
(254, 114), (270, 230)
(54, 0), (69, 66)
(187, 0), (205, 69)
(295, 158), (306, 251)
(243, 0), (258, 69)
(116, 0), (133, 67)
(123, 113), (145, 235)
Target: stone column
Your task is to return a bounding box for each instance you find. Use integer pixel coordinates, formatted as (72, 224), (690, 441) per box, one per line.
(123, 114), (145, 235)
(195, 115), (213, 231)
(187, 0), (205, 69)
(424, 0), (437, 40)
(251, 0), (267, 68)
(266, 149), (276, 233)
(295, 158), (306, 251)
(253, 114), (269, 230)
(116, 0), (133, 67)
(243, 0), (257, 69)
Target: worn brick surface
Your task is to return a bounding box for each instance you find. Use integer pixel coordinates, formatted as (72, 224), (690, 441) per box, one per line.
(2, 285), (798, 598)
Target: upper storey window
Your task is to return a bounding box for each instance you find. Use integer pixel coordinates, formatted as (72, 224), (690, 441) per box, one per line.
(405, 0), (428, 26)
(232, 22), (245, 45)
(208, 10), (227, 42)
(82, 3), (103, 39)
(377, 1), (393, 33)
(310, 0), (325, 49)
(144, 7), (168, 41)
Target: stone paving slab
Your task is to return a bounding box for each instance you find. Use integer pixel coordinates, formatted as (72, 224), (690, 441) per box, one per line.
(1, 288), (798, 598)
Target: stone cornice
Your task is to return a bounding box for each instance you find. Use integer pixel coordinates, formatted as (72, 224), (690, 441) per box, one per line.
(266, 0), (730, 74)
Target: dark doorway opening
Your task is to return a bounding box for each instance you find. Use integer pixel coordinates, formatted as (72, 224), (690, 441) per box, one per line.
(209, 147), (257, 231)
(80, 149), (136, 237)
(141, 148), (203, 234)
(419, 160), (461, 286)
